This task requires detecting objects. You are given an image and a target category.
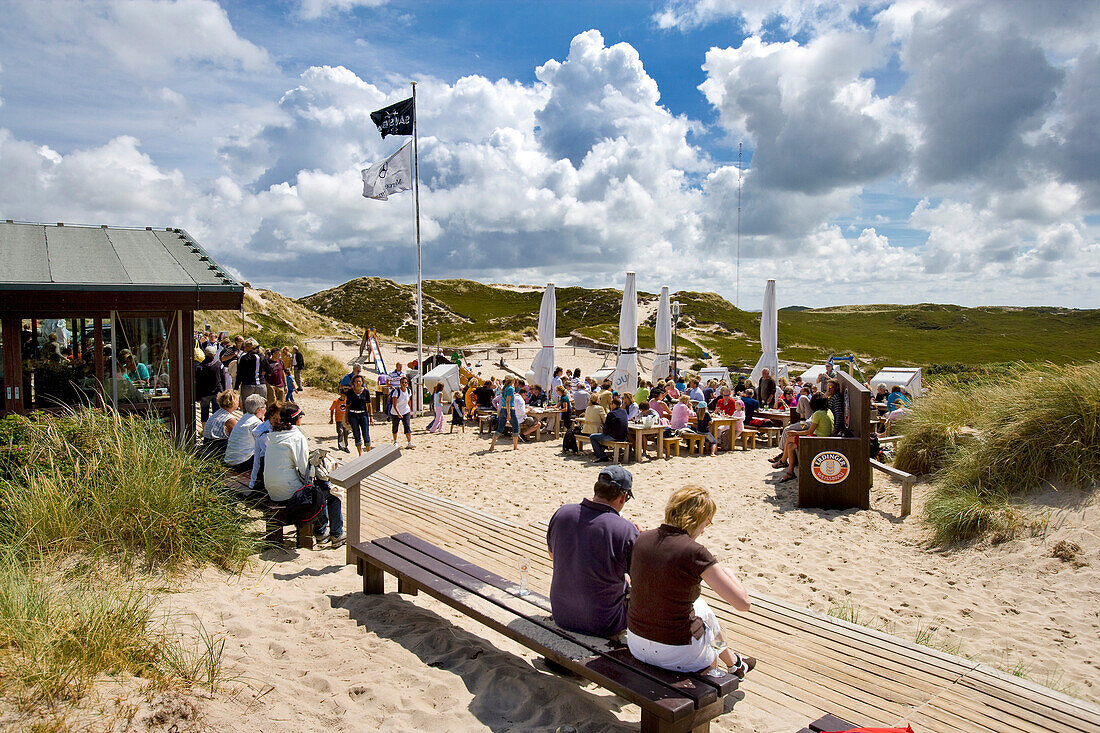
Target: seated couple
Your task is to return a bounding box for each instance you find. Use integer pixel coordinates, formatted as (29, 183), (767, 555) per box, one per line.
(546, 467), (755, 678)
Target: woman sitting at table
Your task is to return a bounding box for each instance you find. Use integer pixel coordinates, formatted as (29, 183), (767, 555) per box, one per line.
(649, 389), (672, 421)
(621, 391), (639, 421)
(203, 389), (240, 459)
(773, 393), (833, 480)
(886, 385), (912, 411)
(627, 486), (754, 677)
(555, 384), (573, 431)
(873, 383), (889, 404)
(670, 394), (693, 431)
(120, 349), (150, 384)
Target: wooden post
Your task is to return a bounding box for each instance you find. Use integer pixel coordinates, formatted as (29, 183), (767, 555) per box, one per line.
(328, 443), (402, 566)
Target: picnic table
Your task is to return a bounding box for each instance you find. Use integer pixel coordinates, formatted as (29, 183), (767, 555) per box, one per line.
(627, 423), (663, 461)
(527, 407), (562, 439)
(756, 407), (792, 424)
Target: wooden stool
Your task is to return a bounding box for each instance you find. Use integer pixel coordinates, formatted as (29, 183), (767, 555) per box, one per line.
(681, 433), (706, 455)
(738, 429), (757, 450)
(478, 414), (495, 434)
(661, 437), (680, 458)
(762, 426), (782, 447)
(608, 441), (632, 463)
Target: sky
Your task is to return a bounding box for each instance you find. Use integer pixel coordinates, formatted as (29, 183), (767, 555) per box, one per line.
(0, 0), (1098, 309)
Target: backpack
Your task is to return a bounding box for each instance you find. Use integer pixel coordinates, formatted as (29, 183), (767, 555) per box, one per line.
(562, 429), (578, 453)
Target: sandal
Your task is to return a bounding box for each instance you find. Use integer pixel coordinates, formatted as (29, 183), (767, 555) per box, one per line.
(731, 653), (757, 680)
(779, 472), (796, 482)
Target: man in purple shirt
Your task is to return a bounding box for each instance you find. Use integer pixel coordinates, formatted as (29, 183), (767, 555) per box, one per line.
(546, 466), (639, 638)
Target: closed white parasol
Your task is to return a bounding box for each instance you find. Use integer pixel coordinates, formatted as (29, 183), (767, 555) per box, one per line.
(750, 279), (778, 385)
(528, 283), (556, 392)
(612, 272), (639, 393)
(651, 286), (671, 381)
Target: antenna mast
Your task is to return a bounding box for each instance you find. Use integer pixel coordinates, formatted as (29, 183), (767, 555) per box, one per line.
(736, 142), (742, 309)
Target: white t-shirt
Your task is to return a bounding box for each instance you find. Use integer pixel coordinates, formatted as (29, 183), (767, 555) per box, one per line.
(390, 388), (411, 416)
(224, 413), (260, 466)
(514, 394), (527, 422)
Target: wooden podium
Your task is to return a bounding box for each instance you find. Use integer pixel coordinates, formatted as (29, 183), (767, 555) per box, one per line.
(797, 371), (871, 510)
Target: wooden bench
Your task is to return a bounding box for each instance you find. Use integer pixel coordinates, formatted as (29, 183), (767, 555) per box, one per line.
(661, 437), (681, 458)
(224, 468), (316, 549)
(478, 414), (496, 434)
(795, 713), (857, 733)
(607, 440), (631, 463)
(350, 532), (743, 732)
(681, 433), (707, 455)
(737, 429), (757, 451)
(759, 426), (782, 448)
(870, 458), (917, 517)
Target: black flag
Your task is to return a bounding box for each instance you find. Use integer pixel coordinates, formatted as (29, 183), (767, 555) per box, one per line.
(370, 97), (414, 138)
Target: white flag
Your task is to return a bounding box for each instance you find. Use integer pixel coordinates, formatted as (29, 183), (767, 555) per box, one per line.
(362, 141), (413, 200)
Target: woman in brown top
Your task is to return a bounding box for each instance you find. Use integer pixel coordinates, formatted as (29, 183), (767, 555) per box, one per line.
(627, 486), (755, 677)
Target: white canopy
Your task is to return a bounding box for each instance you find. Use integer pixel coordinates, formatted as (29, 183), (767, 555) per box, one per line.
(870, 367), (922, 393)
(651, 285), (671, 382)
(750, 279), (778, 386)
(612, 272), (639, 392)
(423, 364), (461, 396)
(698, 367), (730, 387)
(528, 283), (556, 392)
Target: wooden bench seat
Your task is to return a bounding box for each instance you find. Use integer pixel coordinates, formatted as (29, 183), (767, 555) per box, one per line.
(870, 458), (917, 517)
(737, 429), (757, 451)
(795, 713), (857, 732)
(607, 440), (631, 463)
(681, 433), (707, 455)
(760, 426), (783, 448)
(350, 532), (743, 732)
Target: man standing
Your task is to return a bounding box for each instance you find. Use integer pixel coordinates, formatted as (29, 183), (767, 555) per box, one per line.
(547, 466), (639, 638)
(194, 346), (224, 425)
(758, 368), (777, 408)
(265, 349), (287, 408)
(816, 361), (837, 393)
(234, 338), (268, 407)
(339, 363), (363, 394)
(590, 396), (629, 462)
(292, 345), (305, 388)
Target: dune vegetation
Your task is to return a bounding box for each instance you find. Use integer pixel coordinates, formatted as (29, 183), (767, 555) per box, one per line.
(296, 277), (1100, 374)
(0, 410), (255, 723)
(894, 362), (1100, 544)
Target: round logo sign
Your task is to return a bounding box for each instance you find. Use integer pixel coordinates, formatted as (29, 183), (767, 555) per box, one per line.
(811, 451), (850, 484)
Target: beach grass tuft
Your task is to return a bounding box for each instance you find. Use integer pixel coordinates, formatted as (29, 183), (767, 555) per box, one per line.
(909, 361), (1100, 544)
(0, 409), (255, 712)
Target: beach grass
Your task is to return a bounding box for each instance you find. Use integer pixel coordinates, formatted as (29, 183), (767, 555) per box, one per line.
(909, 362), (1100, 544)
(0, 409), (256, 714)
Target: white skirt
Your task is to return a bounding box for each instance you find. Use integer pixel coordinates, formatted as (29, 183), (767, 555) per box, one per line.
(627, 597), (720, 672)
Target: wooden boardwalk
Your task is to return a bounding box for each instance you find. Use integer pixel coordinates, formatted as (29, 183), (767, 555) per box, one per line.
(353, 472), (1100, 733)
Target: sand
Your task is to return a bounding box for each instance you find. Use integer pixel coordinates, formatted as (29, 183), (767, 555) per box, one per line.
(143, 382), (1099, 732)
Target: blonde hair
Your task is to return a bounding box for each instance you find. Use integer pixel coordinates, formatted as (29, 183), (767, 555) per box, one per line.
(664, 485), (716, 537)
(216, 389), (237, 409)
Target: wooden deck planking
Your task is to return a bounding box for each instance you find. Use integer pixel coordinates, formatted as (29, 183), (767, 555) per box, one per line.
(352, 475), (1100, 733)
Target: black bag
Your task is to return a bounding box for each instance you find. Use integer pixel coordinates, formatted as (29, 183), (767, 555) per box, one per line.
(562, 429), (578, 453)
(285, 484), (324, 524)
(869, 432), (881, 460)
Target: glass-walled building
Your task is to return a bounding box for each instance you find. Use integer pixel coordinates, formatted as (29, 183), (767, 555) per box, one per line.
(0, 221), (243, 440)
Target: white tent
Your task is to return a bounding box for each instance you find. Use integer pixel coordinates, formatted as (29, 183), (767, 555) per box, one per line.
(870, 367), (923, 394)
(611, 272), (639, 392)
(750, 279), (778, 386)
(651, 286), (671, 382)
(528, 283), (556, 392)
(423, 363), (460, 396)
(698, 367), (730, 387)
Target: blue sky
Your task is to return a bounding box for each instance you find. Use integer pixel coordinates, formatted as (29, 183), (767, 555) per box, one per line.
(0, 0), (1097, 308)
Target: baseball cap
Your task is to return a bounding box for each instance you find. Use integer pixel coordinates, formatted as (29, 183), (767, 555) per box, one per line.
(598, 465), (634, 499)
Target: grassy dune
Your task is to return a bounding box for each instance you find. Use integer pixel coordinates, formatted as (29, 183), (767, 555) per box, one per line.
(296, 277), (1100, 372)
(0, 411), (255, 720)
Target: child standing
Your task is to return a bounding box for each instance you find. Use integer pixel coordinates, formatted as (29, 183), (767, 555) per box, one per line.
(329, 392), (350, 452)
(428, 383), (445, 433)
(450, 390), (465, 433)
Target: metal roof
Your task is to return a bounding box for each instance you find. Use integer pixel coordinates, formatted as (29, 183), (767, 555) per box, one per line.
(0, 221), (243, 293)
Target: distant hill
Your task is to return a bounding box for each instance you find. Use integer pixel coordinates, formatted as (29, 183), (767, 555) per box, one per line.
(295, 278), (1100, 373)
(198, 287), (360, 342)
